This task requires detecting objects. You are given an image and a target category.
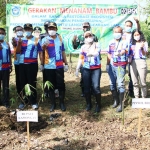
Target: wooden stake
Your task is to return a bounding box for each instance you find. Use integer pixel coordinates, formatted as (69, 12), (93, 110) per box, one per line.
(138, 108), (142, 137)
(27, 121), (30, 150)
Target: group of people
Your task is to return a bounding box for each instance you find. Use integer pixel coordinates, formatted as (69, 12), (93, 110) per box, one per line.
(0, 17), (148, 113)
(73, 18), (148, 113)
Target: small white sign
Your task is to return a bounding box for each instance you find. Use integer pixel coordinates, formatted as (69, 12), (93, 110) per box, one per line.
(132, 98), (150, 108)
(17, 111), (38, 122)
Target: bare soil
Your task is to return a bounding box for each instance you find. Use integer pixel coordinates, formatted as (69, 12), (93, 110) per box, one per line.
(1, 55), (150, 150)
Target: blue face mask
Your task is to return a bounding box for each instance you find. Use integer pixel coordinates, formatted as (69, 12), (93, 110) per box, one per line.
(125, 26), (132, 32)
(24, 31), (32, 37)
(0, 34), (5, 40)
(16, 31), (23, 37)
(113, 33), (122, 40)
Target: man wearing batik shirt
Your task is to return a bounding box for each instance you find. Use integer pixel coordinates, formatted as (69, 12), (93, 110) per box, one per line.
(17, 23), (43, 110)
(42, 22), (68, 112)
(0, 28), (12, 108)
(11, 26), (24, 96)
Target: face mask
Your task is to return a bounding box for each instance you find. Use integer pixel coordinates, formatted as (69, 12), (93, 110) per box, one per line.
(24, 31), (32, 37)
(48, 30), (56, 36)
(85, 37), (93, 43)
(125, 27), (132, 32)
(113, 33), (122, 40)
(16, 31), (23, 37)
(0, 34), (5, 40)
(134, 35), (140, 41)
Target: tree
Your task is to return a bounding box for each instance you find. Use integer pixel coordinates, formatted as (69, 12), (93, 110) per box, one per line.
(0, 0), (34, 28)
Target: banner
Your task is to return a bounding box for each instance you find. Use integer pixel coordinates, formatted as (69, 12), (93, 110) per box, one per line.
(6, 4), (137, 53)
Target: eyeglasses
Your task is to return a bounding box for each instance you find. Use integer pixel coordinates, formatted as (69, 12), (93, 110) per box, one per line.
(85, 34), (92, 38)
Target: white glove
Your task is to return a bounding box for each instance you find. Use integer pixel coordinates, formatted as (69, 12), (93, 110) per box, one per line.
(86, 53), (93, 57)
(64, 65), (69, 72)
(75, 69), (79, 77)
(106, 65), (109, 72)
(39, 65), (44, 72)
(114, 51), (121, 56)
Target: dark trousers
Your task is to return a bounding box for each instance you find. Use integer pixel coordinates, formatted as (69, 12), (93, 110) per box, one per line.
(44, 68), (65, 92)
(0, 70), (9, 106)
(14, 65), (21, 95)
(19, 63), (38, 104)
(128, 64), (133, 92)
(82, 68), (101, 94)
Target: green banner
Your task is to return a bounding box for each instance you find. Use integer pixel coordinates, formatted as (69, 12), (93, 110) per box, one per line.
(6, 4), (137, 53)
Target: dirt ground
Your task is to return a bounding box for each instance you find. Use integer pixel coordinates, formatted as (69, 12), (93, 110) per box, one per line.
(0, 54), (150, 150)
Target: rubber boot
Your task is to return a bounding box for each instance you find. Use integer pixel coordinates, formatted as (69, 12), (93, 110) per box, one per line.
(49, 91), (56, 112)
(59, 91), (66, 111)
(95, 93), (101, 113)
(85, 93), (92, 111)
(111, 90), (119, 108)
(116, 92), (124, 112)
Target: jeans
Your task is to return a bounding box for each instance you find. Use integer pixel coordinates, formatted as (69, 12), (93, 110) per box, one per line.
(108, 64), (126, 93)
(82, 68), (101, 94)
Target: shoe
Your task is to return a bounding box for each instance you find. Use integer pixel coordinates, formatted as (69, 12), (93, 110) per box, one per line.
(32, 104), (38, 110)
(18, 103), (25, 109)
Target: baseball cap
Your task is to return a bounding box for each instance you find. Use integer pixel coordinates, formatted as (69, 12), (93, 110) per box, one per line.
(33, 26), (42, 32)
(24, 23), (33, 29)
(48, 22), (57, 28)
(82, 22), (90, 27)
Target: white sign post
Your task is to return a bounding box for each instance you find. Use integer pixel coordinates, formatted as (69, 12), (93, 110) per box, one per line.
(17, 111), (38, 150)
(132, 98), (150, 137)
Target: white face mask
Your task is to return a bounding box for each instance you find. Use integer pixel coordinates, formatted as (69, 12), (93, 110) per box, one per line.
(85, 37), (93, 43)
(113, 33), (122, 40)
(134, 35), (140, 41)
(48, 30), (56, 36)
(125, 26), (132, 32)
(16, 31), (23, 37)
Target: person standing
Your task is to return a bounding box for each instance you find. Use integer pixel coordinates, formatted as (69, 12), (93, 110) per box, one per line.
(129, 29), (148, 98)
(0, 28), (12, 108)
(72, 22), (98, 97)
(17, 23), (43, 109)
(11, 26), (24, 96)
(75, 31), (101, 113)
(122, 18), (140, 96)
(42, 22), (68, 112)
(106, 26), (128, 112)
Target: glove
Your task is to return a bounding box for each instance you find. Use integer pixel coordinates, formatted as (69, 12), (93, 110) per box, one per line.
(64, 65), (69, 72)
(39, 65), (44, 72)
(106, 65), (109, 72)
(86, 53), (93, 57)
(75, 69), (79, 77)
(114, 51), (121, 56)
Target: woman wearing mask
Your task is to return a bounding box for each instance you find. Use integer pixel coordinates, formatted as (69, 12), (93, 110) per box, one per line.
(75, 31), (101, 113)
(106, 26), (128, 112)
(129, 29), (148, 98)
(16, 23), (43, 110)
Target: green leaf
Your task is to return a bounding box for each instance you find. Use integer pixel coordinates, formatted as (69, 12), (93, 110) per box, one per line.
(10, 97), (15, 104)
